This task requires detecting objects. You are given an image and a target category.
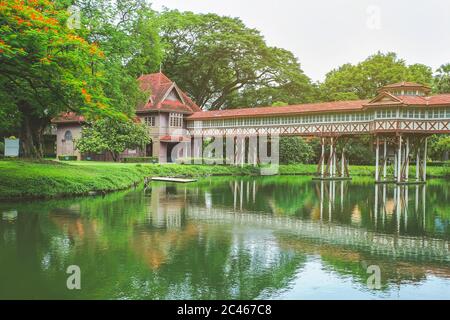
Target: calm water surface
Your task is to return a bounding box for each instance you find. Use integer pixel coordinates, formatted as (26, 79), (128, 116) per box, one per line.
(0, 176), (449, 299)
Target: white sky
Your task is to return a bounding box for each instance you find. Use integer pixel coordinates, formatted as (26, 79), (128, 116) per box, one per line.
(150, 0), (450, 82)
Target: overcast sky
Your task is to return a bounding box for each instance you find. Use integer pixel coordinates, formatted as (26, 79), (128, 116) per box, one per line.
(150, 0), (450, 82)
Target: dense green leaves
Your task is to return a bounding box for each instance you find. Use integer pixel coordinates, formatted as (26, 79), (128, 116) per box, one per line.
(320, 52), (433, 101)
(279, 137), (315, 164)
(158, 10), (315, 110)
(0, 0), (125, 157)
(434, 64), (450, 94)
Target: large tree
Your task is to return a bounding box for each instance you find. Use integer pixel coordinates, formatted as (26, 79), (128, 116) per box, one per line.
(0, 0), (124, 158)
(320, 52), (433, 101)
(158, 10), (314, 110)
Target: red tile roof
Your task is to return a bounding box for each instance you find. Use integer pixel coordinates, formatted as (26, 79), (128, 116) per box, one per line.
(188, 94), (450, 120)
(137, 73), (201, 113)
(188, 100), (369, 120)
(378, 81), (431, 93)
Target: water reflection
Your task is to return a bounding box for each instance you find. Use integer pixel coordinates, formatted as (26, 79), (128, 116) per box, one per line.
(0, 177), (449, 299)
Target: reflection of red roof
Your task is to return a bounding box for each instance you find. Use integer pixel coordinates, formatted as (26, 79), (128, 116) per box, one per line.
(52, 112), (85, 124)
(137, 73), (201, 114)
(188, 94), (450, 120)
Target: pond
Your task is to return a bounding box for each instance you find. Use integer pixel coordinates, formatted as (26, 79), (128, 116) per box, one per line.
(0, 176), (449, 300)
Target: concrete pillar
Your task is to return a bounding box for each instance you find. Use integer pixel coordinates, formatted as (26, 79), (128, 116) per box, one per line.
(341, 149), (345, 178)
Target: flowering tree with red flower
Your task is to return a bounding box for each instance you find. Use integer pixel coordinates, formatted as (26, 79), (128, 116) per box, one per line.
(0, 0), (125, 157)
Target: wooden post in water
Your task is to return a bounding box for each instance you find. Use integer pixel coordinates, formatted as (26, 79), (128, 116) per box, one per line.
(375, 136), (380, 182)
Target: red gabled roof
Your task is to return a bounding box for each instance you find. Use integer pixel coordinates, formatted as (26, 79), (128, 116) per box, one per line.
(137, 72), (201, 113)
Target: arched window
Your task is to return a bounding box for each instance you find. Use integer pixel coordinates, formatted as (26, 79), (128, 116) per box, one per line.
(64, 130), (73, 141)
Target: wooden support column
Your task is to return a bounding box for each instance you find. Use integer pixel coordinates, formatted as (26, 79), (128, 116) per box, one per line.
(397, 135), (402, 183)
(423, 137), (428, 182)
(375, 136), (380, 181)
(330, 137), (334, 178)
(383, 138), (387, 180)
(416, 146), (420, 182)
(405, 137), (410, 182)
(394, 153), (398, 180)
(321, 138), (325, 178)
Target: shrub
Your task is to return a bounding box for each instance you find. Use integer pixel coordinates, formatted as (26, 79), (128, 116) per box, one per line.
(58, 155), (78, 161)
(122, 156), (158, 163)
(0, 141), (4, 155)
(279, 137), (314, 164)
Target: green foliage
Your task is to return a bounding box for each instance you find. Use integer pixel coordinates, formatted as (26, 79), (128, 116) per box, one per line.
(0, 141), (4, 155)
(0, 0), (127, 158)
(320, 52), (433, 101)
(428, 134), (450, 160)
(434, 64), (450, 94)
(158, 10), (315, 109)
(340, 136), (375, 165)
(75, 118), (151, 161)
(279, 137), (315, 164)
(75, 0), (163, 116)
(122, 157), (158, 163)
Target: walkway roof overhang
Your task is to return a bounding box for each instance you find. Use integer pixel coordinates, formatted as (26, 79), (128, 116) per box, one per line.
(188, 94), (450, 121)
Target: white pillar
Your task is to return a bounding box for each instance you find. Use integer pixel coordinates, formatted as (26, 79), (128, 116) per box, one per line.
(397, 135), (402, 183)
(341, 149), (345, 178)
(394, 153), (398, 180)
(423, 137), (428, 182)
(405, 137), (410, 182)
(416, 147), (420, 182)
(321, 138), (325, 178)
(330, 138), (334, 178)
(375, 136), (380, 181)
(383, 138), (387, 180)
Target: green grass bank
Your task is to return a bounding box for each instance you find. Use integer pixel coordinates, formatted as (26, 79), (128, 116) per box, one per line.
(0, 160), (448, 200)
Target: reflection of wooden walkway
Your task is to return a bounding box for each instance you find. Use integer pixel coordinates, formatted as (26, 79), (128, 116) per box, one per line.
(186, 206), (450, 263)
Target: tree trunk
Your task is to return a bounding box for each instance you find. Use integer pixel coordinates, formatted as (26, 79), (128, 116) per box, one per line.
(18, 102), (47, 159)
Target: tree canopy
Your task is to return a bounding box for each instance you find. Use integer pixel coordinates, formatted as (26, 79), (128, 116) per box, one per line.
(158, 10), (315, 110)
(320, 52), (433, 101)
(0, 0), (126, 157)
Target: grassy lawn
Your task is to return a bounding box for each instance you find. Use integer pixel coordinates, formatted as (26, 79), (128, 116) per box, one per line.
(0, 159), (448, 200)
